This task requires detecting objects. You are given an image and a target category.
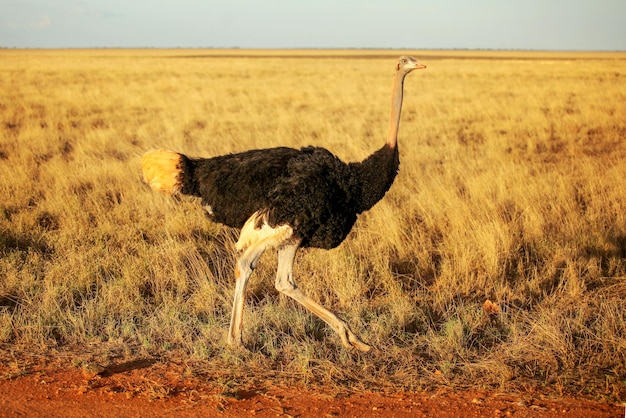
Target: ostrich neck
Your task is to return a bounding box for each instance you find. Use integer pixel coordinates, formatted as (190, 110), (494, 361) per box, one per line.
(349, 70), (406, 213)
(386, 71), (407, 149)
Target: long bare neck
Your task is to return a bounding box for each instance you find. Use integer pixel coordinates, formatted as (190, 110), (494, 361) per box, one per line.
(386, 70), (407, 149)
(349, 69), (407, 213)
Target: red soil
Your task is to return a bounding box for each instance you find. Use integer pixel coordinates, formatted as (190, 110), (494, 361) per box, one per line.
(0, 357), (621, 418)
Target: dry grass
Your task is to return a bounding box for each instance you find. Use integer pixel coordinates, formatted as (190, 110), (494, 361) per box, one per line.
(1, 49), (625, 399)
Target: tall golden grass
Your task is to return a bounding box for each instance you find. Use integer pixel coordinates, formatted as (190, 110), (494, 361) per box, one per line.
(1, 49), (625, 398)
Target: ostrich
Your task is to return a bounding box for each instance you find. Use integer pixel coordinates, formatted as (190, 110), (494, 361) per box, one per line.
(142, 56), (426, 351)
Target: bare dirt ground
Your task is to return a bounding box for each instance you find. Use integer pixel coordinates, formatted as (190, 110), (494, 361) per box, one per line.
(0, 354), (622, 418)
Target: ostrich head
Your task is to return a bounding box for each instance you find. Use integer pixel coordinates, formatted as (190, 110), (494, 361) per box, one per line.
(396, 56), (427, 73)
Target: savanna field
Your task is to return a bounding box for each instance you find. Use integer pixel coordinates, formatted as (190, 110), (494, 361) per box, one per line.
(1, 49), (625, 402)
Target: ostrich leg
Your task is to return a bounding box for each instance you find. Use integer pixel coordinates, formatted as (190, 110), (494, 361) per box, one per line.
(228, 240), (267, 347)
(229, 212), (295, 346)
(274, 240), (371, 352)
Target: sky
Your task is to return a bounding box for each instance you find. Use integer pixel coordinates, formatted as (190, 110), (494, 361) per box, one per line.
(1, 0), (625, 50)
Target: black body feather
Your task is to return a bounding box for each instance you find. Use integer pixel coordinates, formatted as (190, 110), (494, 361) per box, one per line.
(177, 144), (399, 249)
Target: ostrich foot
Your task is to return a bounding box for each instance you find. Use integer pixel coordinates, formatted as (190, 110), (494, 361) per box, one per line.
(336, 321), (371, 352)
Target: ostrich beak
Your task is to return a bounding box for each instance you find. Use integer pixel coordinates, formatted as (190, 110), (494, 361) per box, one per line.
(414, 63), (427, 70)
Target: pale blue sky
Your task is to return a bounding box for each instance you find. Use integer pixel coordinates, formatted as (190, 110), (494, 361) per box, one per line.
(1, 0), (625, 50)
